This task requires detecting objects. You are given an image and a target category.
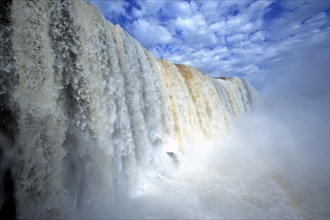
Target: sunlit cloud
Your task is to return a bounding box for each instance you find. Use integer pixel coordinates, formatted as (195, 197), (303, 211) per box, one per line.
(88, 0), (329, 90)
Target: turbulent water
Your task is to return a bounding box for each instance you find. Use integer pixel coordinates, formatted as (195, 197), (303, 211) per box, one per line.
(1, 0), (328, 219)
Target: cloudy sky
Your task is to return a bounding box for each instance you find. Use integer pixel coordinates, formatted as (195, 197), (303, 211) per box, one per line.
(88, 0), (329, 91)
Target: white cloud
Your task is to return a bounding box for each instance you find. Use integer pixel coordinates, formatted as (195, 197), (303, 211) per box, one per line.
(174, 17), (195, 31)
(305, 12), (329, 27)
(131, 19), (173, 48)
(226, 34), (246, 44)
(89, 0), (329, 90)
(249, 31), (267, 43)
(246, 0), (273, 19)
(88, 0), (128, 18)
(169, 1), (193, 17)
(132, 7), (143, 18)
(136, 0), (165, 17)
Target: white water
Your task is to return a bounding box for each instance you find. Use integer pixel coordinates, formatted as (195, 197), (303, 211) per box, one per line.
(0, 0), (328, 219)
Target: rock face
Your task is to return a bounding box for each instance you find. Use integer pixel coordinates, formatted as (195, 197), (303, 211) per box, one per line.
(0, 0), (260, 218)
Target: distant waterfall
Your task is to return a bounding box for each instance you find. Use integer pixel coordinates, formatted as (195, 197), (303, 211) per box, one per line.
(158, 60), (259, 153)
(0, 0), (260, 219)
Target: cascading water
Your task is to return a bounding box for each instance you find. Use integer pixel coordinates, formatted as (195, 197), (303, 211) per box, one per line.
(0, 0), (259, 218)
(2, 0), (328, 219)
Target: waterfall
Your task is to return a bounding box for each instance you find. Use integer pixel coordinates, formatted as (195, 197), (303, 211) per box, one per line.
(0, 0), (260, 219)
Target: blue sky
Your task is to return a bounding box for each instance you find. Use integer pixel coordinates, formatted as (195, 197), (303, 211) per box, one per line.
(88, 0), (329, 91)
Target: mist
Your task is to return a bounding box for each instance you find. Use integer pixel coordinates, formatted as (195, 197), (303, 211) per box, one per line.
(1, 1), (329, 219)
(75, 86), (329, 219)
(76, 97), (329, 219)
(73, 34), (330, 220)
